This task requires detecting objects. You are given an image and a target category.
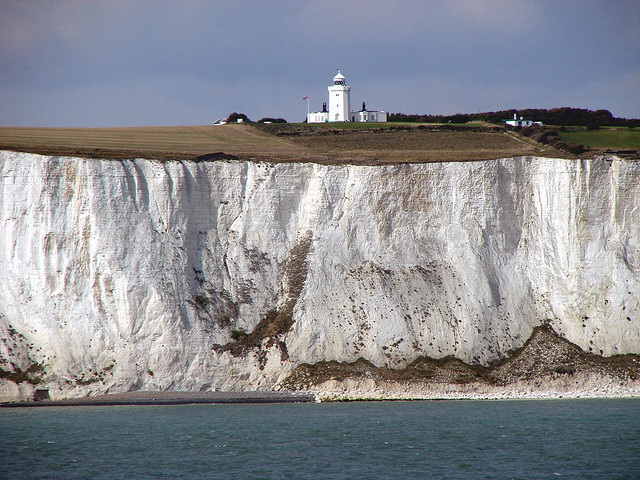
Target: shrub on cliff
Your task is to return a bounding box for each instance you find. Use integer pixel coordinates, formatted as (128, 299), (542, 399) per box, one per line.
(226, 112), (252, 123)
(519, 125), (585, 155)
(257, 117), (287, 124)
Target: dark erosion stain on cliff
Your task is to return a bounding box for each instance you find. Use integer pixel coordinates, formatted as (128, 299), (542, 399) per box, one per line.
(281, 325), (640, 389)
(0, 323), (46, 386)
(213, 231), (313, 366)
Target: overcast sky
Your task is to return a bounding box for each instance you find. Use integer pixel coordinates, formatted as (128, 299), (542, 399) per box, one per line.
(1, 0), (638, 127)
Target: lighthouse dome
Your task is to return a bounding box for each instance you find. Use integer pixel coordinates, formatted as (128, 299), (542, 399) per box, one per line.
(333, 69), (346, 85)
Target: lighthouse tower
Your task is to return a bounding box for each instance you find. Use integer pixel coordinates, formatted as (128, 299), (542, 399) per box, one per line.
(328, 69), (351, 122)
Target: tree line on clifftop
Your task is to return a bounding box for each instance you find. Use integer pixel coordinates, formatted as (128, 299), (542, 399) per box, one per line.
(388, 107), (640, 128)
(226, 112), (287, 124)
(227, 108), (639, 129)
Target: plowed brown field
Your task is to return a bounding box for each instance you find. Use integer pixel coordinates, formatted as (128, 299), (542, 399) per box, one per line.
(0, 123), (557, 164)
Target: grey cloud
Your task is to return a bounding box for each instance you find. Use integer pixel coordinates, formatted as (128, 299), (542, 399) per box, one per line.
(1, 0), (638, 127)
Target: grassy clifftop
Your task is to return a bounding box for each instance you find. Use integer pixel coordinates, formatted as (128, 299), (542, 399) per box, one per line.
(1, 122), (629, 164)
(257, 122), (559, 163)
(556, 126), (640, 150)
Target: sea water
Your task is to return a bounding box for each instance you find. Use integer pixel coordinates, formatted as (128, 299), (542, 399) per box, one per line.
(1, 399), (638, 479)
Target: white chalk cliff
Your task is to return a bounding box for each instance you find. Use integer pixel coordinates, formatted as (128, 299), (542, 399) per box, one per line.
(0, 150), (638, 401)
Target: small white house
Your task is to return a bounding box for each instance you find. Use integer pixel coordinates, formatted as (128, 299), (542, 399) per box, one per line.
(351, 102), (387, 123)
(307, 104), (330, 123)
(307, 70), (386, 123)
(503, 113), (541, 127)
(213, 117), (245, 125)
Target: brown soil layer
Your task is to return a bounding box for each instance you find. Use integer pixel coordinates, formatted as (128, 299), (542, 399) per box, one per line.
(0, 390), (315, 408)
(0, 124), (564, 165)
(281, 325), (640, 390)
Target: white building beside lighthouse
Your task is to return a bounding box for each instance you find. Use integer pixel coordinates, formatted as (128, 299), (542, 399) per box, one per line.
(307, 70), (387, 123)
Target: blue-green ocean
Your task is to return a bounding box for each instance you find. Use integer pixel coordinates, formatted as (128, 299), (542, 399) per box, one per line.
(1, 399), (638, 479)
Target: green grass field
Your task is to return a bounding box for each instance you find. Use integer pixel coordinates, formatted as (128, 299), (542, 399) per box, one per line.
(557, 127), (640, 150)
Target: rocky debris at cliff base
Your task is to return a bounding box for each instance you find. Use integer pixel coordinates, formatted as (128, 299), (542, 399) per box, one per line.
(311, 375), (640, 402)
(281, 325), (640, 398)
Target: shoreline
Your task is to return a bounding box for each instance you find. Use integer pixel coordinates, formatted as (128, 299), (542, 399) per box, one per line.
(313, 391), (640, 402)
(0, 390), (316, 408)
(2, 386), (640, 407)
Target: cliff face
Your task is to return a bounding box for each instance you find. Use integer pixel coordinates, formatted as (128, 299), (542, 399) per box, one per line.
(0, 151), (638, 401)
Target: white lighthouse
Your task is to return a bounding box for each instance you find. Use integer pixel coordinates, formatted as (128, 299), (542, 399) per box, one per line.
(328, 69), (351, 122)
(307, 70), (387, 123)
